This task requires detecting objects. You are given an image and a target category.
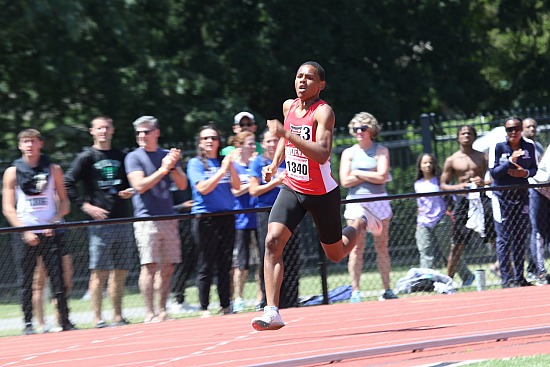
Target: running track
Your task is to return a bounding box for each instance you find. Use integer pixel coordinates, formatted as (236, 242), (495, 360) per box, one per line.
(1, 286), (549, 367)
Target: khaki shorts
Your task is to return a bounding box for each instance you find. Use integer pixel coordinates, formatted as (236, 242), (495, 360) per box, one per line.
(133, 220), (181, 265)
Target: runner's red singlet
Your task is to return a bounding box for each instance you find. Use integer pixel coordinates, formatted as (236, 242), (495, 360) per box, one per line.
(282, 98), (338, 195)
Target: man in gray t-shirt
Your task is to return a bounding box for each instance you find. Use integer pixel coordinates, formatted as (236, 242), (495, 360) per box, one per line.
(125, 115), (188, 323)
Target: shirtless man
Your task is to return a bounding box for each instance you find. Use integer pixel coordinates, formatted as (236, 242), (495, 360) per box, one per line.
(440, 125), (489, 285)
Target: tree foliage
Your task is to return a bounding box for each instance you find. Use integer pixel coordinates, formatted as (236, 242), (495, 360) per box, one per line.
(1, 0), (549, 159)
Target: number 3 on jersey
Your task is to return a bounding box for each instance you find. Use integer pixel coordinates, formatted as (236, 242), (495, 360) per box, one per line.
(300, 126), (312, 141)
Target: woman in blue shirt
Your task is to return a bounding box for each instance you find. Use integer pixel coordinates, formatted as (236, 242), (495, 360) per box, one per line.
(187, 124), (240, 315)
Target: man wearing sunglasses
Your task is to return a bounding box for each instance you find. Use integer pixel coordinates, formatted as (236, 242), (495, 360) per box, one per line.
(125, 116), (188, 323)
(235, 111), (258, 133)
(489, 117), (537, 288)
(221, 111), (263, 156)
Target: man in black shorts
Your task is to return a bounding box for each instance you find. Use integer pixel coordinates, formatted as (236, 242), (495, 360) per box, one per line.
(441, 125), (493, 286)
(251, 61), (381, 331)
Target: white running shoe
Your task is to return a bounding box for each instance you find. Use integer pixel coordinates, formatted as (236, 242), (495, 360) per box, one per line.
(170, 301), (200, 314)
(251, 306), (285, 331)
(349, 290), (362, 303)
(36, 325), (51, 334)
(360, 206), (383, 236)
(233, 297), (245, 313)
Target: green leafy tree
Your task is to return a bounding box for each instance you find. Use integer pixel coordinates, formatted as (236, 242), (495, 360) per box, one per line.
(2, 0), (550, 163)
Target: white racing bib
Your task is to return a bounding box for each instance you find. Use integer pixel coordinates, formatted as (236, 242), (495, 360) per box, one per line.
(26, 195), (49, 211)
(285, 155), (309, 181)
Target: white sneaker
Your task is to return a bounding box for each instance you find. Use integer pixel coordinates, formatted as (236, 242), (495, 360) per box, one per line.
(233, 297), (245, 313)
(168, 301), (179, 314)
(170, 301), (199, 314)
(36, 325), (51, 334)
(251, 306), (285, 331)
(526, 272), (538, 282)
(349, 290), (362, 303)
(181, 302), (200, 313)
(360, 206), (383, 236)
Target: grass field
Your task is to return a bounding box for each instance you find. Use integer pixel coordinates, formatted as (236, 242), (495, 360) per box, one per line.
(468, 355), (550, 366)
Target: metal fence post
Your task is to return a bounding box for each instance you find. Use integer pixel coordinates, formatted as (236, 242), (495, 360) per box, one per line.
(420, 113), (433, 154)
(317, 242), (329, 305)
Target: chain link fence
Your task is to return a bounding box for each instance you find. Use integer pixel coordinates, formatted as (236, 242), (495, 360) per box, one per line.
(2, 107), (550, 334)
(1, 183), (547, 335)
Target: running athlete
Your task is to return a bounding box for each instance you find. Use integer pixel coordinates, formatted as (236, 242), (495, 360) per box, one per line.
(251, 61), (381, 331)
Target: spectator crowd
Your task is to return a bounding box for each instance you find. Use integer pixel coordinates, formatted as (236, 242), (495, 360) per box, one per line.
(3, 84), (549, 334)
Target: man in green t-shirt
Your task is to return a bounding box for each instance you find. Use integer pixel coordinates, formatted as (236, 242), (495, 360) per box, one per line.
(221, 111), (263, 156)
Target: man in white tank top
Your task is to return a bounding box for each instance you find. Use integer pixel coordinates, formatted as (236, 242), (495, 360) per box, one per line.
(2, 129), (74, 335)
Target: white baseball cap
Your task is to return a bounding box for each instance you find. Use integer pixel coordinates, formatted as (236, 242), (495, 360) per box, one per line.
(233, 111), (255, 125)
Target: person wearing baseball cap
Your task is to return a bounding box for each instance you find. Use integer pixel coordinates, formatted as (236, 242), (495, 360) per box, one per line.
(234, 112), (256, 130)
(221, 111), (263, 156)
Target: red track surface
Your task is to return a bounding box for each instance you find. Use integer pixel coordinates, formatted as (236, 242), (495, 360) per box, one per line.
(1, 286), (549, 367)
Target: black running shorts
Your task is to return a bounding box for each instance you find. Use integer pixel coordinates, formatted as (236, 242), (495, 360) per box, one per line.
(269, 185), (342, 245)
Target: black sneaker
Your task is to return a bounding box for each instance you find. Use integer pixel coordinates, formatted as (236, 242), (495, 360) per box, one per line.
(517, 278), (534, 287)
(111, 318), (130, 327)
(221, 307), (234, 315)
(255, 300), (266, 311)
(379, 289), (398, 301)
(62, 322), (77, 331)
(502, 280), (518, 288)
(462, 274), (475, 287)
(23, 323), (35, 335)
(96, 320), (107, 329)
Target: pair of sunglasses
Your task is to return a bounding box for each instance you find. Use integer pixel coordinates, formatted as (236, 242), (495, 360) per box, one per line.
(505, 126), (522, 133)
(200, 136), (220, 141)
(135, 129), (156, 136)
